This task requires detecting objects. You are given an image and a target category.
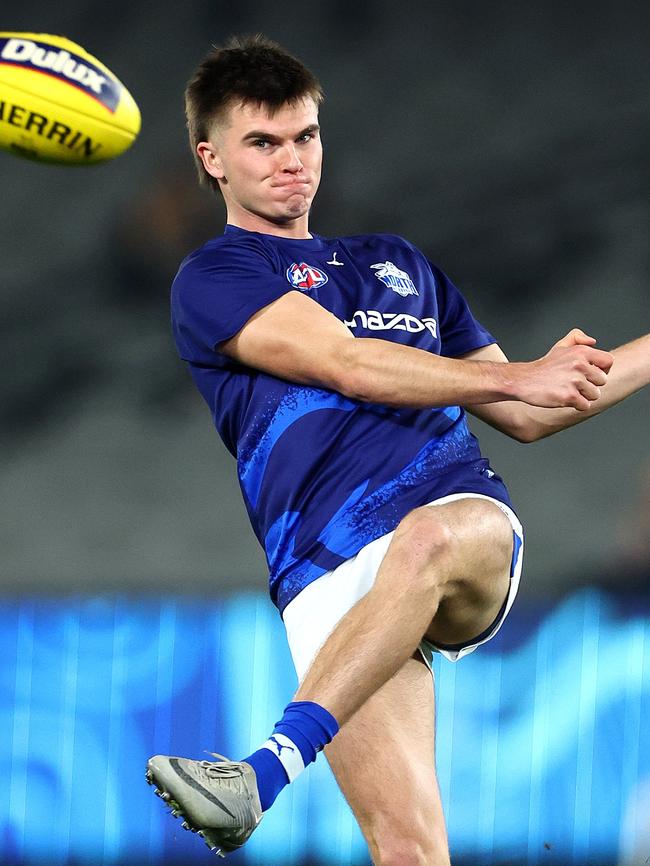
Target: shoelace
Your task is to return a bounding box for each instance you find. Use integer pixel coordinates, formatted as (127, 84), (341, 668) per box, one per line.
(199, 753), (261, 826)
(200, 753), (246, 779)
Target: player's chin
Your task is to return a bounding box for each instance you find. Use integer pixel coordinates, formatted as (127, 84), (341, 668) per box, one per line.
(272, 184), (311, 203)
(278, 195), (311, 218)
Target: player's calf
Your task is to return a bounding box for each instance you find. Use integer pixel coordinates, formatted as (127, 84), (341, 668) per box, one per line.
(366, 809), (451, 866)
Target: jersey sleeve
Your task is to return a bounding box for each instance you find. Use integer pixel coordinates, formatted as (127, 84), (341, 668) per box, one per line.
(431, 263), (497, 357)
(171, 238), (293, 364)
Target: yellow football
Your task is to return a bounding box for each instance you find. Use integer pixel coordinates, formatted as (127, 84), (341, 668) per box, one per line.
(0, 32), (141, 164)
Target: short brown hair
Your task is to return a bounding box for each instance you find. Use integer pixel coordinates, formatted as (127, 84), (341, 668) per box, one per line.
(185, 34), (324, 193)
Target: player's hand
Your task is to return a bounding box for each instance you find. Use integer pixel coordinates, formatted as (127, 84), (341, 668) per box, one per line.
(551, 328), (598, 350)
(515, 329), (614, 411)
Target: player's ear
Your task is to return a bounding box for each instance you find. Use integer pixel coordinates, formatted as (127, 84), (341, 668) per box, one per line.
(197, 141), (225, 180)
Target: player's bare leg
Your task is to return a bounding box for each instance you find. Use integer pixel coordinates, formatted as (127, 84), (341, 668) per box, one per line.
(147, 498), (513, 856)
(295, 497), (513, 724)
(325, 655), (450, 866)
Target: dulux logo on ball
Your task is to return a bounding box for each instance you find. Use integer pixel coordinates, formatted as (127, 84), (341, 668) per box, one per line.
(0, 37), (121, 113)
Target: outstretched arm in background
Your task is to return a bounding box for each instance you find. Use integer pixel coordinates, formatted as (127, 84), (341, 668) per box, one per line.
(464, 329), (650, 442)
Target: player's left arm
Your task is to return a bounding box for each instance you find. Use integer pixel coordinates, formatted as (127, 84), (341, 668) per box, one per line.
(463, 329), (650, 442)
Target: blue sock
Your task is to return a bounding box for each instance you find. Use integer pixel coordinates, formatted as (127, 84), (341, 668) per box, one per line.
(243, 701), (339, 811)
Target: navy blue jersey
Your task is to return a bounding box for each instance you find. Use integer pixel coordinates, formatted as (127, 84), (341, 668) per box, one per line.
(172, 225), (513, 613)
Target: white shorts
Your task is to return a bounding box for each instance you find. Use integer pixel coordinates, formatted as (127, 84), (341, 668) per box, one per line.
(283, 493), (525, 682)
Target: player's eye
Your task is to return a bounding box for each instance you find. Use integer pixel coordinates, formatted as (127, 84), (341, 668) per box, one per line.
(297, 133), (315, 144)
(252, 139), (272, 149)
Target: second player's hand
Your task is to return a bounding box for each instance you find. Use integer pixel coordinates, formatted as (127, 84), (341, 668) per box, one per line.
(507, 329), (614, 411)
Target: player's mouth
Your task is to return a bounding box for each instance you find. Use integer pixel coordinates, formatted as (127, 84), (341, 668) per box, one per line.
(271, 178), (310, 189)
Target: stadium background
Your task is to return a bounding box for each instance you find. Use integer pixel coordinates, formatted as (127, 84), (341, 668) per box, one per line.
(1, 1), (649, 864)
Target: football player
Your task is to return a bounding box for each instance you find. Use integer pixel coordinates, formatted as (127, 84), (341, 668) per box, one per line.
(147, 35), (648, 864)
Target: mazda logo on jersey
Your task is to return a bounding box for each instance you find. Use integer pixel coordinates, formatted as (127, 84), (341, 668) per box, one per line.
(345, 309), (438, 338)
(286, 262), (329, 291)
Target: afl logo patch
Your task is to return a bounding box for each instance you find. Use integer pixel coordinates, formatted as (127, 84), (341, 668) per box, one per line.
(286, 262), (329, 292)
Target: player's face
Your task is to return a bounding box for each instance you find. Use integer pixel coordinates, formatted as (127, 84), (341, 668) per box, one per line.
(197, 96), (322, 236)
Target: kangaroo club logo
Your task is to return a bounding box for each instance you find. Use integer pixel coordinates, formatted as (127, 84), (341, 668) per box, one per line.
(371, 261), (418, 297)
(286, 262), (329, 291)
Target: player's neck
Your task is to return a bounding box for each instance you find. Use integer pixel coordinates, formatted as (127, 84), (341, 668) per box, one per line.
(226, 208), (312, 240)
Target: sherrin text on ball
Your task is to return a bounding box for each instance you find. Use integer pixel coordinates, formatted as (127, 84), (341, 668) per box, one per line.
(0, 32), (141, 164)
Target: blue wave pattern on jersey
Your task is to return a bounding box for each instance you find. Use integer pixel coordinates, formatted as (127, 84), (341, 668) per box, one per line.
(171, 226), (514, 611)
(309, 412), (472, 556)
(238, 382), (489, 609)
(272, 413), (502, 612)
(239, 387), (358, 510)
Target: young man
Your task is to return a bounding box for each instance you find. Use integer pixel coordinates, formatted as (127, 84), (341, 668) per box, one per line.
(146, 35), (648, 864)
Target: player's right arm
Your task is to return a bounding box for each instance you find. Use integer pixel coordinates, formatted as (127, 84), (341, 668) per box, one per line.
(219, 290), (613, 411)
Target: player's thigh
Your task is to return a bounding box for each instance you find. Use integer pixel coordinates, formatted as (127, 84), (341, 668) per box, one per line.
(388, 497), (515, 646)
(324, 656), (450, 866)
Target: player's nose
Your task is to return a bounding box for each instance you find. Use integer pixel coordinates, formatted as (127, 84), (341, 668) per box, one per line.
(280, 144), (303, 171)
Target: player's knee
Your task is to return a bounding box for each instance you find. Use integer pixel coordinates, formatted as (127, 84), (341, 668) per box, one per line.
(374, 842), (427, 866)
(396, 507), (453, 557)
(364, 791), (450, 866)
(394, 507), (454, 590)
(373, 824), (449, 866)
